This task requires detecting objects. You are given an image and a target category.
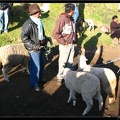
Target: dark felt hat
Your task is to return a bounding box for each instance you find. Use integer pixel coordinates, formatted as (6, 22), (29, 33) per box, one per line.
(29, 4), (41, 15)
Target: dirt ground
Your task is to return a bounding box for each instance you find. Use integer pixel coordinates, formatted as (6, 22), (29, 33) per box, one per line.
(0, 40), (120, 118)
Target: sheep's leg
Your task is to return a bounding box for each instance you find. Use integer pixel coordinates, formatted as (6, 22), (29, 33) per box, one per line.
(92, 26), (94, 31)
(67, 91), (72, 103)
(82, 97), (93, 116)
(108, 85), (116, 105)
(108, 97), (115, 107)
(2, 65), (11, 82)
(3, 70), (9, 82)
(72, 91), (76, 106)
(104, 86), (116, 105)
(26, 63), (30, 75)
(89, 26), (91, 31)
(93, 26), (95, 31)
(94, 92), (103, 111)
(67, 90), (76, 106)
(21, 64), (30, 75)
(98, 95), (103, 111)
(21, 65), (25, 73)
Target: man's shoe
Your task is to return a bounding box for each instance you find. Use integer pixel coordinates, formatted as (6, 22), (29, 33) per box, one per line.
(34, 86), (41, 92)
(40, 79), (47, 84)
(42, 79), (46, 82)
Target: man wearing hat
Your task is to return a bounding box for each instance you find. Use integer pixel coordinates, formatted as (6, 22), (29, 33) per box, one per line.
(21, 4), (47, 92)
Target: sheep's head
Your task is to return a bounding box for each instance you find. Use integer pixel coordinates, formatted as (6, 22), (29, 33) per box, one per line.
(78, 55), (88, 69)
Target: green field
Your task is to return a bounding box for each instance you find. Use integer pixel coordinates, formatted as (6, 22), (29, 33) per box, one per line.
(0, 3), (119, 47)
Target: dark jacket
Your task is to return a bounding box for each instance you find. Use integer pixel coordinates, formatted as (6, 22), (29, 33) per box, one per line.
(53, 13), (77, 45)
(110, 21), (120, 34)
(0, 3), (13, 10)
(21, 18), (46, 52)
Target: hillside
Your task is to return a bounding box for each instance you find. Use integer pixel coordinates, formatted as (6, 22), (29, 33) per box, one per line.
(0, 3), (119, 47)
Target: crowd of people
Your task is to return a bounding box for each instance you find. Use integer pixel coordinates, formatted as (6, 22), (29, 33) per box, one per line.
(0, 2), (79, 92)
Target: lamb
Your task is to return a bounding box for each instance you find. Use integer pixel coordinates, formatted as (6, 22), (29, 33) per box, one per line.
(77, 55), (117, 106)
(85, 19), (95, 31)
(0, 43), (30, 82)
(63, 67), (103, 116)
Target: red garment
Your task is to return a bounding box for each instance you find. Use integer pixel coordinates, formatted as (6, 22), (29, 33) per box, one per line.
(99, 26), (109, 32)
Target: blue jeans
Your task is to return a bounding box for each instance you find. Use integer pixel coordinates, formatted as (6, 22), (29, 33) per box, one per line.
(29, 49), (45, 87)
(72, 5), (79, 22)
(0, 8), (9, 32)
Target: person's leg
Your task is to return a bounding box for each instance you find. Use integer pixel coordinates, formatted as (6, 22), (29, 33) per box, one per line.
(0, 10), (4, 33)
(57, 44), (75, 84)
(29, 51), (41, 88)
(67, 44), (75, 70)
(4, 8), (9, 32)
(39, 48), (45, 82)
(57, 44), (69, 80)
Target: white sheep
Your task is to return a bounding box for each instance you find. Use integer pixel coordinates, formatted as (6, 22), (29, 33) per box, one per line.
(0, 43), (30, 82)
(85, 19), (95, 31)
(77, 54), (117, 106)
(63, 67), (103, 116)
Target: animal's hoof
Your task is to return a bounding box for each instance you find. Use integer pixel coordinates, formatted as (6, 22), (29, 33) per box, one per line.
(108, 102), (115, 108)
(99, 105), (103, 111)
(82, 113), (85, 116)
(5, 80), (9, 82)
(67, 101), (70, 103)
(73, 101), (76, 106)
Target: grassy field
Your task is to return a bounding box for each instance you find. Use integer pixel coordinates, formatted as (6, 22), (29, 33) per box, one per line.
(0, 3), (119, 47)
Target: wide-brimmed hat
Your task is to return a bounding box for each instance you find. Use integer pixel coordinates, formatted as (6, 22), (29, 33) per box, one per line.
(29, 4), (41, 15)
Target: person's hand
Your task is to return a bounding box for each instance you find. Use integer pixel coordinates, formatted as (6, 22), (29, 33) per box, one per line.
(64, 41), (68, 46)
(8, 8), (10, 10)
(73, 43), (78, 47)
(37, 46), (42, 50)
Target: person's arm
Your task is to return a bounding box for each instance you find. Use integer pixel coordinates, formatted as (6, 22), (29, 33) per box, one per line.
(53, 19), (67, 45)
(112, 21), (120, 29)
(21, 22), (41, 51)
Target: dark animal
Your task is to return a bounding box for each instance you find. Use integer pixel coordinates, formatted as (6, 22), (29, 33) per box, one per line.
(76, 18), (88, 37)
